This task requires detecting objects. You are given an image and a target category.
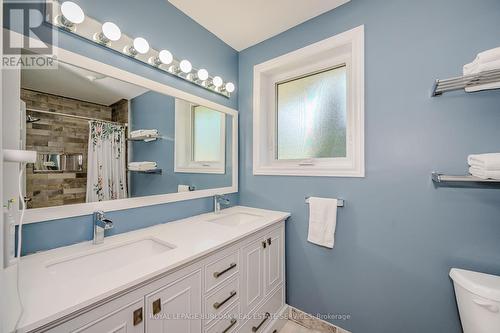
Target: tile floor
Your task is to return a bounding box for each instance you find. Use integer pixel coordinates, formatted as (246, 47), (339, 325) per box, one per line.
(280, 321), (322, 333)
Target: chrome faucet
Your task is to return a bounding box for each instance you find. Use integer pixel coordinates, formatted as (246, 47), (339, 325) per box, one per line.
(214, 194), (230, 214)
(93, 211), (114, 244)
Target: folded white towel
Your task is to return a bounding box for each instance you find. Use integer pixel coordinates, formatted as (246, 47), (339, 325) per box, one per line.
(475, 47), (500, 64)
(128, 166), (157, 171)
(128, 161), (157, 171)
(469, 166), (500, 180)
(468, 153), (500, 170)
(465, 82), (500, 93)
(128, 161), (156, 167)
(463, 59), (500, 76)
(130, 129), (158, 138)
(463, 47), (500, 73)
(307, 197), (338, 249)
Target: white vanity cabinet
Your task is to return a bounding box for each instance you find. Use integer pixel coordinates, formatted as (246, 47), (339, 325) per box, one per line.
(37, 220), (286, 333)
(145, 270), (202, 333)
(241, 226), (284, 315)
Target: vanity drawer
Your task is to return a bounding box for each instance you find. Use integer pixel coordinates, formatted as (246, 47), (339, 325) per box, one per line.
(205, 249), (239, 292)
(238, 285), (284, 333)
(204, 277), (239, 325)
(205, 303), (241, 333)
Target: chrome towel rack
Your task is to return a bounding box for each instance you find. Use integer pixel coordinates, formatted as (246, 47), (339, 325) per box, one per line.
(431, 68), (500, 96)
(305, 197), (344, 207)
(432, 172), (500, 183)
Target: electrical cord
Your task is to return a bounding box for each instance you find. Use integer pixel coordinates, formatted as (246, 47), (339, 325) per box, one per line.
(13, 163), (26, 331)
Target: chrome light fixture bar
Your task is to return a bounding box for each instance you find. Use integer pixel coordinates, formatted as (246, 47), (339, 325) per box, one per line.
(48, 1), (235, 98)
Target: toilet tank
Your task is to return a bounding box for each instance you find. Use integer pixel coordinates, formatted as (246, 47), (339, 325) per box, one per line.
(450, 268), (500, 333)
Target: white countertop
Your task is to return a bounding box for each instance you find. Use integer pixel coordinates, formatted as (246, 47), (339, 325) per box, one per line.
(9, 206), (290, 332)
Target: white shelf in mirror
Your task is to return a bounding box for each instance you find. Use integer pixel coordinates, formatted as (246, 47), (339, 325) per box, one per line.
(127, 134), (162, 142)
(127, 168), (162, 174)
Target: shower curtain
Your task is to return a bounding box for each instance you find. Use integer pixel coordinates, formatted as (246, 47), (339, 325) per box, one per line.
(86, 120), (128, 202)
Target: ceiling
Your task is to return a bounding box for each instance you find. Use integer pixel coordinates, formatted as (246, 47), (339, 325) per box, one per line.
(21, 62), (148, 106)
(168, 0), (350, 51)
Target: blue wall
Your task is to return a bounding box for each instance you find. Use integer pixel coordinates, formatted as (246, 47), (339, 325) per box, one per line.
(129, 91), (233, 197)
(10, 0), (239, 254)
(130, 91), (178, 196)
(238, 0), (500, 332)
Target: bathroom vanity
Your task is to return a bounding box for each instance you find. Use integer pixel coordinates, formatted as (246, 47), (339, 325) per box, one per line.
(14, 206), (289, 333)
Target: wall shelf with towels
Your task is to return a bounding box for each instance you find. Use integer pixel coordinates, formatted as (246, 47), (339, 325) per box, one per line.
(127, 168), (162, 174)
(431, 172), (500, 183)
(305, 197), (345, 207)
(431, 68), (500, 96)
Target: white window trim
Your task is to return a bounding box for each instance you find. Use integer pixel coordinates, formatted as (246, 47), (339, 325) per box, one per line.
(174, 99), (226, 174)
(253, 25), (364, 177)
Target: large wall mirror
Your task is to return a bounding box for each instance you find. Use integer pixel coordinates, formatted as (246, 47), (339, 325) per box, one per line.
(2, 43), (238, 223)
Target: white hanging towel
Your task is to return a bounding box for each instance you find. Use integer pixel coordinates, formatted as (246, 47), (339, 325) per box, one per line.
(307, 197), (338, 249)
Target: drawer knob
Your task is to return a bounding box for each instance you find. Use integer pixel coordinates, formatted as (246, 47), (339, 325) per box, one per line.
(222, 318), (237, 333)
(133, 307), (143, 326)
(267, 238), (272, 246)
(252, 312), (270, 332)
(213, 290), (237, 309)
(262, 241), (267, 249)
(152, 298), (162, 315)
(213, 262), (237, 278)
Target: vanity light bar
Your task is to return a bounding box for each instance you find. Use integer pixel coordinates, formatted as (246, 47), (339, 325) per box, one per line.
(49, 1), (235, 98)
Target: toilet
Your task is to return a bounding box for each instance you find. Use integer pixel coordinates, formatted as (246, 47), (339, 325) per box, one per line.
(450, 268), (500, 333)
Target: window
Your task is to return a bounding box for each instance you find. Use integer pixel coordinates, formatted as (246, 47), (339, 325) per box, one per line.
(192, 105), (223, 162)
(276, 65), (347, 160)
(175, 99), (226, 174)
(253, 25), (364, 177)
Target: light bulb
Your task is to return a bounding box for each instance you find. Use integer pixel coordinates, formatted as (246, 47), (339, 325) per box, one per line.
(179, 60), (192, 74)
(102, 22), (121, 41)
(225, 82), (235, 93)
(60, 1), (85, 24)
(133, 37), (149, 54)
(159, 50), (173, 65)
(212, 76), (223, 88)
(197, 69), (209, 81)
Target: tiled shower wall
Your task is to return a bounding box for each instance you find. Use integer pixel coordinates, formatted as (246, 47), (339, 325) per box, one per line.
(21, 89), (113, 208)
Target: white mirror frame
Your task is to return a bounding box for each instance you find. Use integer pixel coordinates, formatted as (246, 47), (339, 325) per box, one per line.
(5, 30), (238, 224)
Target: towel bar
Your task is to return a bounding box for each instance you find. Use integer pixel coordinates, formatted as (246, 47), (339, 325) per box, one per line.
(305, 197), (344, 207)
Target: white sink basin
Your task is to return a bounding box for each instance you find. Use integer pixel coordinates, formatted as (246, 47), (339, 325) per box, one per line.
(207, 212), (262, 227)
(45, 238), (175, 279)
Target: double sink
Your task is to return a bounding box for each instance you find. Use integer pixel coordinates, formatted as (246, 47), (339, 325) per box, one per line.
(45, 212), (262, 279)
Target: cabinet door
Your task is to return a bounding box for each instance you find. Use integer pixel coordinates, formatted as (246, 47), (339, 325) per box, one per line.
(240, 238), (265, 314)
(264, 227), (284, 295)
(71, 299), (145, 333)
(145, 270), (202, 333)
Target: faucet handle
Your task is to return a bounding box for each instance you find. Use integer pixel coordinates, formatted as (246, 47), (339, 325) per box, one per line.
(94, 211), (113, 229)
(102, 218), (114, 229)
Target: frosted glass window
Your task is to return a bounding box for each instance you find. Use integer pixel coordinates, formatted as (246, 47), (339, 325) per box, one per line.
(276, 65), (347, 160)
(192, 106), (223, 162)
